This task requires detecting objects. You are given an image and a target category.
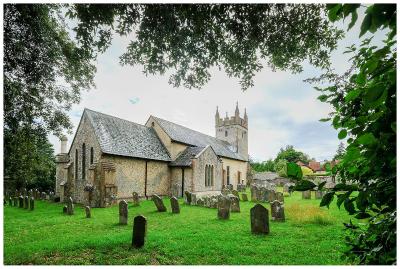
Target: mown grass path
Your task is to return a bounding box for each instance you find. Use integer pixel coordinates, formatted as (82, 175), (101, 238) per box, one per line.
(4, 190), (352, 265)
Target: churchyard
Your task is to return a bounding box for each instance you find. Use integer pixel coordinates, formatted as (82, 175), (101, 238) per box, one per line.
(4, 188), (353, 265)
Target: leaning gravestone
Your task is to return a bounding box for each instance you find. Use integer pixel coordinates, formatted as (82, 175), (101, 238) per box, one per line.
(132, 215), (147, 248)
(217, 195), (231, 220)
(241, 193), (248, 202)
(85, 206), (91, 218)
(315, 190), (324, 199)
(302, 190), (311, 199)
(271, 200), (285, 222)
(251, 185), (258, 202)
(119, 200), (128, 225)
(19, 195), (24, 208)
(229, 194), (240, 213)
(170, 196), (180, 214)
(132, 192), (140, 207)
(24, 196), (29, 209)
(67, 197), (74, 215)
(250, 204), (269, 235)
(29, 197), (34, 210)
(276, 192), (284, 203)
(184, 191), (191, 205)
(152, 195), (167, 212)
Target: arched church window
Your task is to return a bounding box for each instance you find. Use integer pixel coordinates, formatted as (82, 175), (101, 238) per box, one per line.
(208, 165), (211, 186)
(90, 147), (94, 164)
(75, 149), (78, 180)
(82, 143), (86, 180)
(205, 165), (208, 186)
(211, 165), (214, 186)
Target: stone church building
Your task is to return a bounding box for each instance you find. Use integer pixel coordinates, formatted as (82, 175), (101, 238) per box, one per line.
(55, 104), (249, 207)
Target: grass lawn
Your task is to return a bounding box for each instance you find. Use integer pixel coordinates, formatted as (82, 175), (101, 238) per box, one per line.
(4, 190), (353, 265)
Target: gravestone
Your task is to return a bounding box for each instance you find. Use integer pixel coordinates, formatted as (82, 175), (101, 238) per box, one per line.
(14, 197), (18, 207)
(85, 206), (91, 218)
(119, 200), (128, 225)
(221, 188), (230, 196)
(19, 196), (24, 208)
(271, 200), (285, 222)
(250, 204), (269, 235)
(184, 191), (191, 205)
(229, 194), (240, 213)
(41, 192), (47, 200)
(9, 197), (12, 206)
(250, 185), (258, 202)
(24, 196), (29, 209)
(302, 190), (311, 199)
(67, 197), (74, 215)
(132, 215), (147, 248)
(63, 205), (68, 214)
(29, 197), (34, 210)
(170, 196), (180, 214)
(132, 192), (140, 207)
(283, 184), (290, 193)
(276, 192), (284, 203)
(190, 193), (197, 206)
(315, 190), (324, 199)
(231, 190), (240, 198)
(267, 190), (276, 203)
(152, 195), (167, 212)
(241, 193), (248, 201)
(217, 195), (231, 220)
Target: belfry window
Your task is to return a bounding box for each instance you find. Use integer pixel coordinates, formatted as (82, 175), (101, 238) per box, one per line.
(90, 147), (94, 164)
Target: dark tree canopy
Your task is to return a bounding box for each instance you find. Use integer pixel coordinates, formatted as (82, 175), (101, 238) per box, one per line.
(69, 4), (343, 90)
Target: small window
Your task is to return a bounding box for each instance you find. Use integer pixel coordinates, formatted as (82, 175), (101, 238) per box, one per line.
(151, 122), (155, 127)
(90, 147), (94, 164)
(225, 130), (228, 137)
(211, 166), (214, 186)
(205, 165), (208, 186)
(227, 166), (230, 185)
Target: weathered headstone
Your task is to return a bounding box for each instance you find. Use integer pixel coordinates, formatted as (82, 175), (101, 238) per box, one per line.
(63, 205), (68, 214)
(221, 188), (230, 196)
(267, 190), (276, 203)
(132, 215), (147, 248)
(119, 200), (128, 224)
(85, 206), (91, 218)
(302, 190), (311, 199)
(231, 190), (240, 198)
(217, 195), (231, 220)
(251, 185), (258, 202)
(241, 193), (248, 201)
(283, 184), (290, 193)
(315, 190), (324, 199)
(132, 192), (140, 207)
(29, 197), (34, 210)
(19, 195), (24, 208)
(190, 193), (197, 206)
(170, 196), (180, 214)
(271, 200), (285, 222)
(24, 196), (29, 209)
(152, 195), (167, 212)
(67, 197), (74, 215)
(276, 192), (284, 203)
(184, 191), (191, 205)
(229, 194), (240, 213)
(250, 204), (269, 235)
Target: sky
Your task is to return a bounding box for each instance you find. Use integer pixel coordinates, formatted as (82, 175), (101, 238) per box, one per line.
(49, 6), (385, 162)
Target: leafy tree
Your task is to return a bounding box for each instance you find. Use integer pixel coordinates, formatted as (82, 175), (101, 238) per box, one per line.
(4, 4), (96, 187)
(274, 159), (287, 177)
(301, 166), (314, 176)
(274, 145), (310, 163)
(334, 142), (346, 159)
(250, 158), (275, 172)
(69, 4), (343, 90)
(305, 4), (396, 265)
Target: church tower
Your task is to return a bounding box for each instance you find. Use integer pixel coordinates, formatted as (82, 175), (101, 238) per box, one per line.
(215, 103), (248, 160)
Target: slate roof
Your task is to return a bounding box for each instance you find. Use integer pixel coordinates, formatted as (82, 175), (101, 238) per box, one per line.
(169, 146), (204, 167)
(151, 116), (247, 161)
(85, 109), (171, 162)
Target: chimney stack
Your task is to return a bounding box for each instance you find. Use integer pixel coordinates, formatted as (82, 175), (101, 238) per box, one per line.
(60, 136), (68, 154)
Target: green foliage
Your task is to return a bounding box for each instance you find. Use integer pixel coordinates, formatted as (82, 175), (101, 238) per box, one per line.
(334, 142), (346, 160)
(286, 162), (303, 180)
(274, 159), (287, 177)
(301, 166), (314, 176)
(274, 145), (310, 163)
(306, 4), (396, 265)
(69, 4), (343, 90)
(250, 159), (275, 172)
(4, 4), (95, 188)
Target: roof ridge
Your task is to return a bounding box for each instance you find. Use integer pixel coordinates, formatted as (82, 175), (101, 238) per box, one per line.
(85, 108), (149, 129)
(151, 115), (229, 144)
